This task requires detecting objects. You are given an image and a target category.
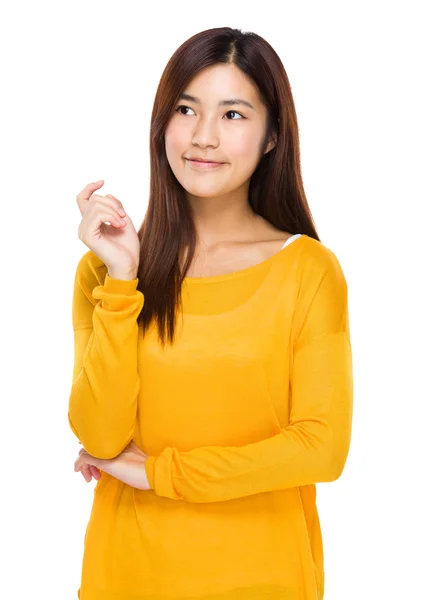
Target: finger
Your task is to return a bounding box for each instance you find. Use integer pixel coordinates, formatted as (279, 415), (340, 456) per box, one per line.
(76, 450), (100, 466)
(76, 180), (104, 201)
(90, 466), (101, 480)
(100, 200), (127, 221)
(80, 464), (92, 482)
(75, 457), (99, 481)
(78, 209), (126, 241)
(74, 456), (87, 476)
(77, 448), (94, 462)
(104, 194), (126, 217)
(97, 209), (127, 228)
(80, 193), (127, 226)
(76, 180), (104, 213)
(83, 466), (100, 482)
(75, 451), (89, 469)
(84, 196), (127, 224)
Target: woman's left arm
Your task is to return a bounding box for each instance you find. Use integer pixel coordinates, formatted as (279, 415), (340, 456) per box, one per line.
(143, 263), (354, 503)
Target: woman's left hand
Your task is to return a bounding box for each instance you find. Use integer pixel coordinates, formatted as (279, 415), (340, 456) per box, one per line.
(74, 441), (152, 490)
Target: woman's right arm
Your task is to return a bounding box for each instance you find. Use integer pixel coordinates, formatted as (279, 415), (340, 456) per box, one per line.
(68, 251), (145, 460)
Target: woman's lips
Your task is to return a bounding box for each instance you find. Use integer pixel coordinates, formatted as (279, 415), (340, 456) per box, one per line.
(185, 158), (226, 170)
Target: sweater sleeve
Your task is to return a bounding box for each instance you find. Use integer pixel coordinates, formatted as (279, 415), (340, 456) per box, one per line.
(67, 252), (145, 459)
(144, 260), (353, 503)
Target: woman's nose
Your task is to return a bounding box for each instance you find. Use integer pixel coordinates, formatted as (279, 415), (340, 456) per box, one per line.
(191, 119), (219, 148)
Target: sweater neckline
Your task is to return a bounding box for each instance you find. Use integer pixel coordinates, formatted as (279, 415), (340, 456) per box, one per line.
(183, 234), (306, 284)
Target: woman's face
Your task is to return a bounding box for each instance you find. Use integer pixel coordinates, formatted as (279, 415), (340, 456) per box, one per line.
(164, 63), (276, 201)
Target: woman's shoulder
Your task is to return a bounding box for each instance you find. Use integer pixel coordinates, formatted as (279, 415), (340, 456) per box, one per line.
(261, 217), (344, 278)
(299, 235), (347, 283)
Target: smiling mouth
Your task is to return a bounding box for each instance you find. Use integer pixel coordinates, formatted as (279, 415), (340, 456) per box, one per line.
(185, 158), (227, 169)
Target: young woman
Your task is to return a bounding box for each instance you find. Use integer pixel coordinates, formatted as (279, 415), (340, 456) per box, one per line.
(70, 26), (353, 600)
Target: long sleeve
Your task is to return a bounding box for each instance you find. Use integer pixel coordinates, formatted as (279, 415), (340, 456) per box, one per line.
(68, 252), (145, 459)
(144, 261), (353, 503)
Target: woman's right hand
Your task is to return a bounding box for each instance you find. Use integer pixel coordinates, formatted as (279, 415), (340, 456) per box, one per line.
(76, 180), (140, 275)
(78, 442), (149, 484)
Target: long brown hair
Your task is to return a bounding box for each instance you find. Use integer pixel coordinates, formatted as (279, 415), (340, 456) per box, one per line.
(135, 26), (320, 347)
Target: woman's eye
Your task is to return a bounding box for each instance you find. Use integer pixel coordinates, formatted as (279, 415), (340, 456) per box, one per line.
(176, 105), (194, 116)
(175, 106), (244, 120)
(225, 110), (243, 120)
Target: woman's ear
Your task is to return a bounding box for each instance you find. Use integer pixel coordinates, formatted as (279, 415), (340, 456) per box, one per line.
(264, 134), (277, 155)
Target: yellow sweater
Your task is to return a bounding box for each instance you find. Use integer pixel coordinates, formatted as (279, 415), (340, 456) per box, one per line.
(68, 233), (353, 600)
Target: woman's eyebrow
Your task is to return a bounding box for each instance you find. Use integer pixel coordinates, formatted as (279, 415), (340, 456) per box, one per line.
(178, 93), (255, 111)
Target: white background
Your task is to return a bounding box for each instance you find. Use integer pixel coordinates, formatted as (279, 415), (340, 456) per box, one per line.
(1, 1), (420, 598)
